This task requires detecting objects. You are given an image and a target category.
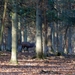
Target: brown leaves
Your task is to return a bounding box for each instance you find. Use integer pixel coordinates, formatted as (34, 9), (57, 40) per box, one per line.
(0, 51), (75, 75)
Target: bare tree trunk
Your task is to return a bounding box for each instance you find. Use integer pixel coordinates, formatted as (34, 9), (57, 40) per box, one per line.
(64, 26), (68, 54)
(0, 19), (1, 50)
(47, 24), (52, 54)
(0, 0), (8, 48)
(24, 21), (27, 42)
(6, 26), (11, 51)
(43, 0), (48, 57)
(21, 30), (24, 42)
(10, 0), (18, 65)
(51, 22), (56, 53)
(18, 17), (21, 41)
(36, 0), (43, 58)
(68, 27), (72, 54)
(58, 33), (63, 54)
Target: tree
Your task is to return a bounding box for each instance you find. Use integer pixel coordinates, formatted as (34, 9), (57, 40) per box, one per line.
(35, 0), (43, 58)
(10, 0), (18, 65)
(18, 16), (22, 42)
(0, 0), (8, 49)
(57, 0), (75, 54)
(6, 26), (11, 51)
(68, 27), (72, 54)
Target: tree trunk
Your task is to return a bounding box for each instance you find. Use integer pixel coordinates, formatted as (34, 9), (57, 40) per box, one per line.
(24, 25), (27, 42)
(58, 33), (63, 55)
(6, 27), (11, 51)
(10, 0), (18, 65)
(51, 22), (56, 53)
(21, 30), (24, 42)
(47, 24), (52, 54)
(0, 19), (1, 50)
(0, 0), (8, 48)
(68, 27), (72, 54)
(36, 0), (43, 58)
(64, 26), (68, 54)
(43, 34), (47, 57)
(42, 0), (48, 57)
(18, 17), (21, 41)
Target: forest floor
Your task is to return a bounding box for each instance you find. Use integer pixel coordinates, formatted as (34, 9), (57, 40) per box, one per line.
(0, 49), (75, 75)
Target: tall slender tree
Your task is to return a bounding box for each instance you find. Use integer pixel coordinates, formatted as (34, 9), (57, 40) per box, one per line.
(10, 0), (18, 65)
(68, 27), (72, 54)
(36, 0), (43, 58)
(6, 26), (11, 51)
(42, 0), (48, 57)
(18, 16), (21, 41)
(0, 0), (8, 48)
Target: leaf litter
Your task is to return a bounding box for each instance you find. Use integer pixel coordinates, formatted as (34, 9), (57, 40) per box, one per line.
(0, 51), (75, 75)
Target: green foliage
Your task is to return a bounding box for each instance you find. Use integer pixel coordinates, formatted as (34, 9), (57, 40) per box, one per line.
(61, 11), (75, 27)
(58, 10), (75, 31)
(17, 6), (36, 20)
(68, 17), (75, 25)
(17, 6), (26, 16)
(46, 10), (60, 22)
(46, 0), (62, 23)
(48, 0), (54, 8)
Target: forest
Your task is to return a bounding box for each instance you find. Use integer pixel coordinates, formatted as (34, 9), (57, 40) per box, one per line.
(0, 0), (75, 75)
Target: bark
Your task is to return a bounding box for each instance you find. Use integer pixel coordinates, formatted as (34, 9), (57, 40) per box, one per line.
(51, 22), (56, 53)
(24, 26), (27, 42)
(56, 22), (64, 55)
(0, 19), (1, 50)
(64, 26), (68, 54)
(36, 0), (43, 58)
(43, 34), (47, 57)
(68, 27), (72, 54)
(6, 27), (11, 51)
(43, 0), (48, 57)
(21, 30), (24, 42)
(58, 33), (63, 55)
(18, 17), (21, 41)
(47, 24), (52, 53)
(10, 0), (18, 65)
(0, 0), (8, 47)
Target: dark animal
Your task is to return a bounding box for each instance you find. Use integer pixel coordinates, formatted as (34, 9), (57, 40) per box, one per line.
(18, 41), (35, 52)
(21, 42), (35, 50)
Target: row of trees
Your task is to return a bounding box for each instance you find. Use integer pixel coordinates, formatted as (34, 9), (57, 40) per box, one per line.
(0, 0), (75, 64)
